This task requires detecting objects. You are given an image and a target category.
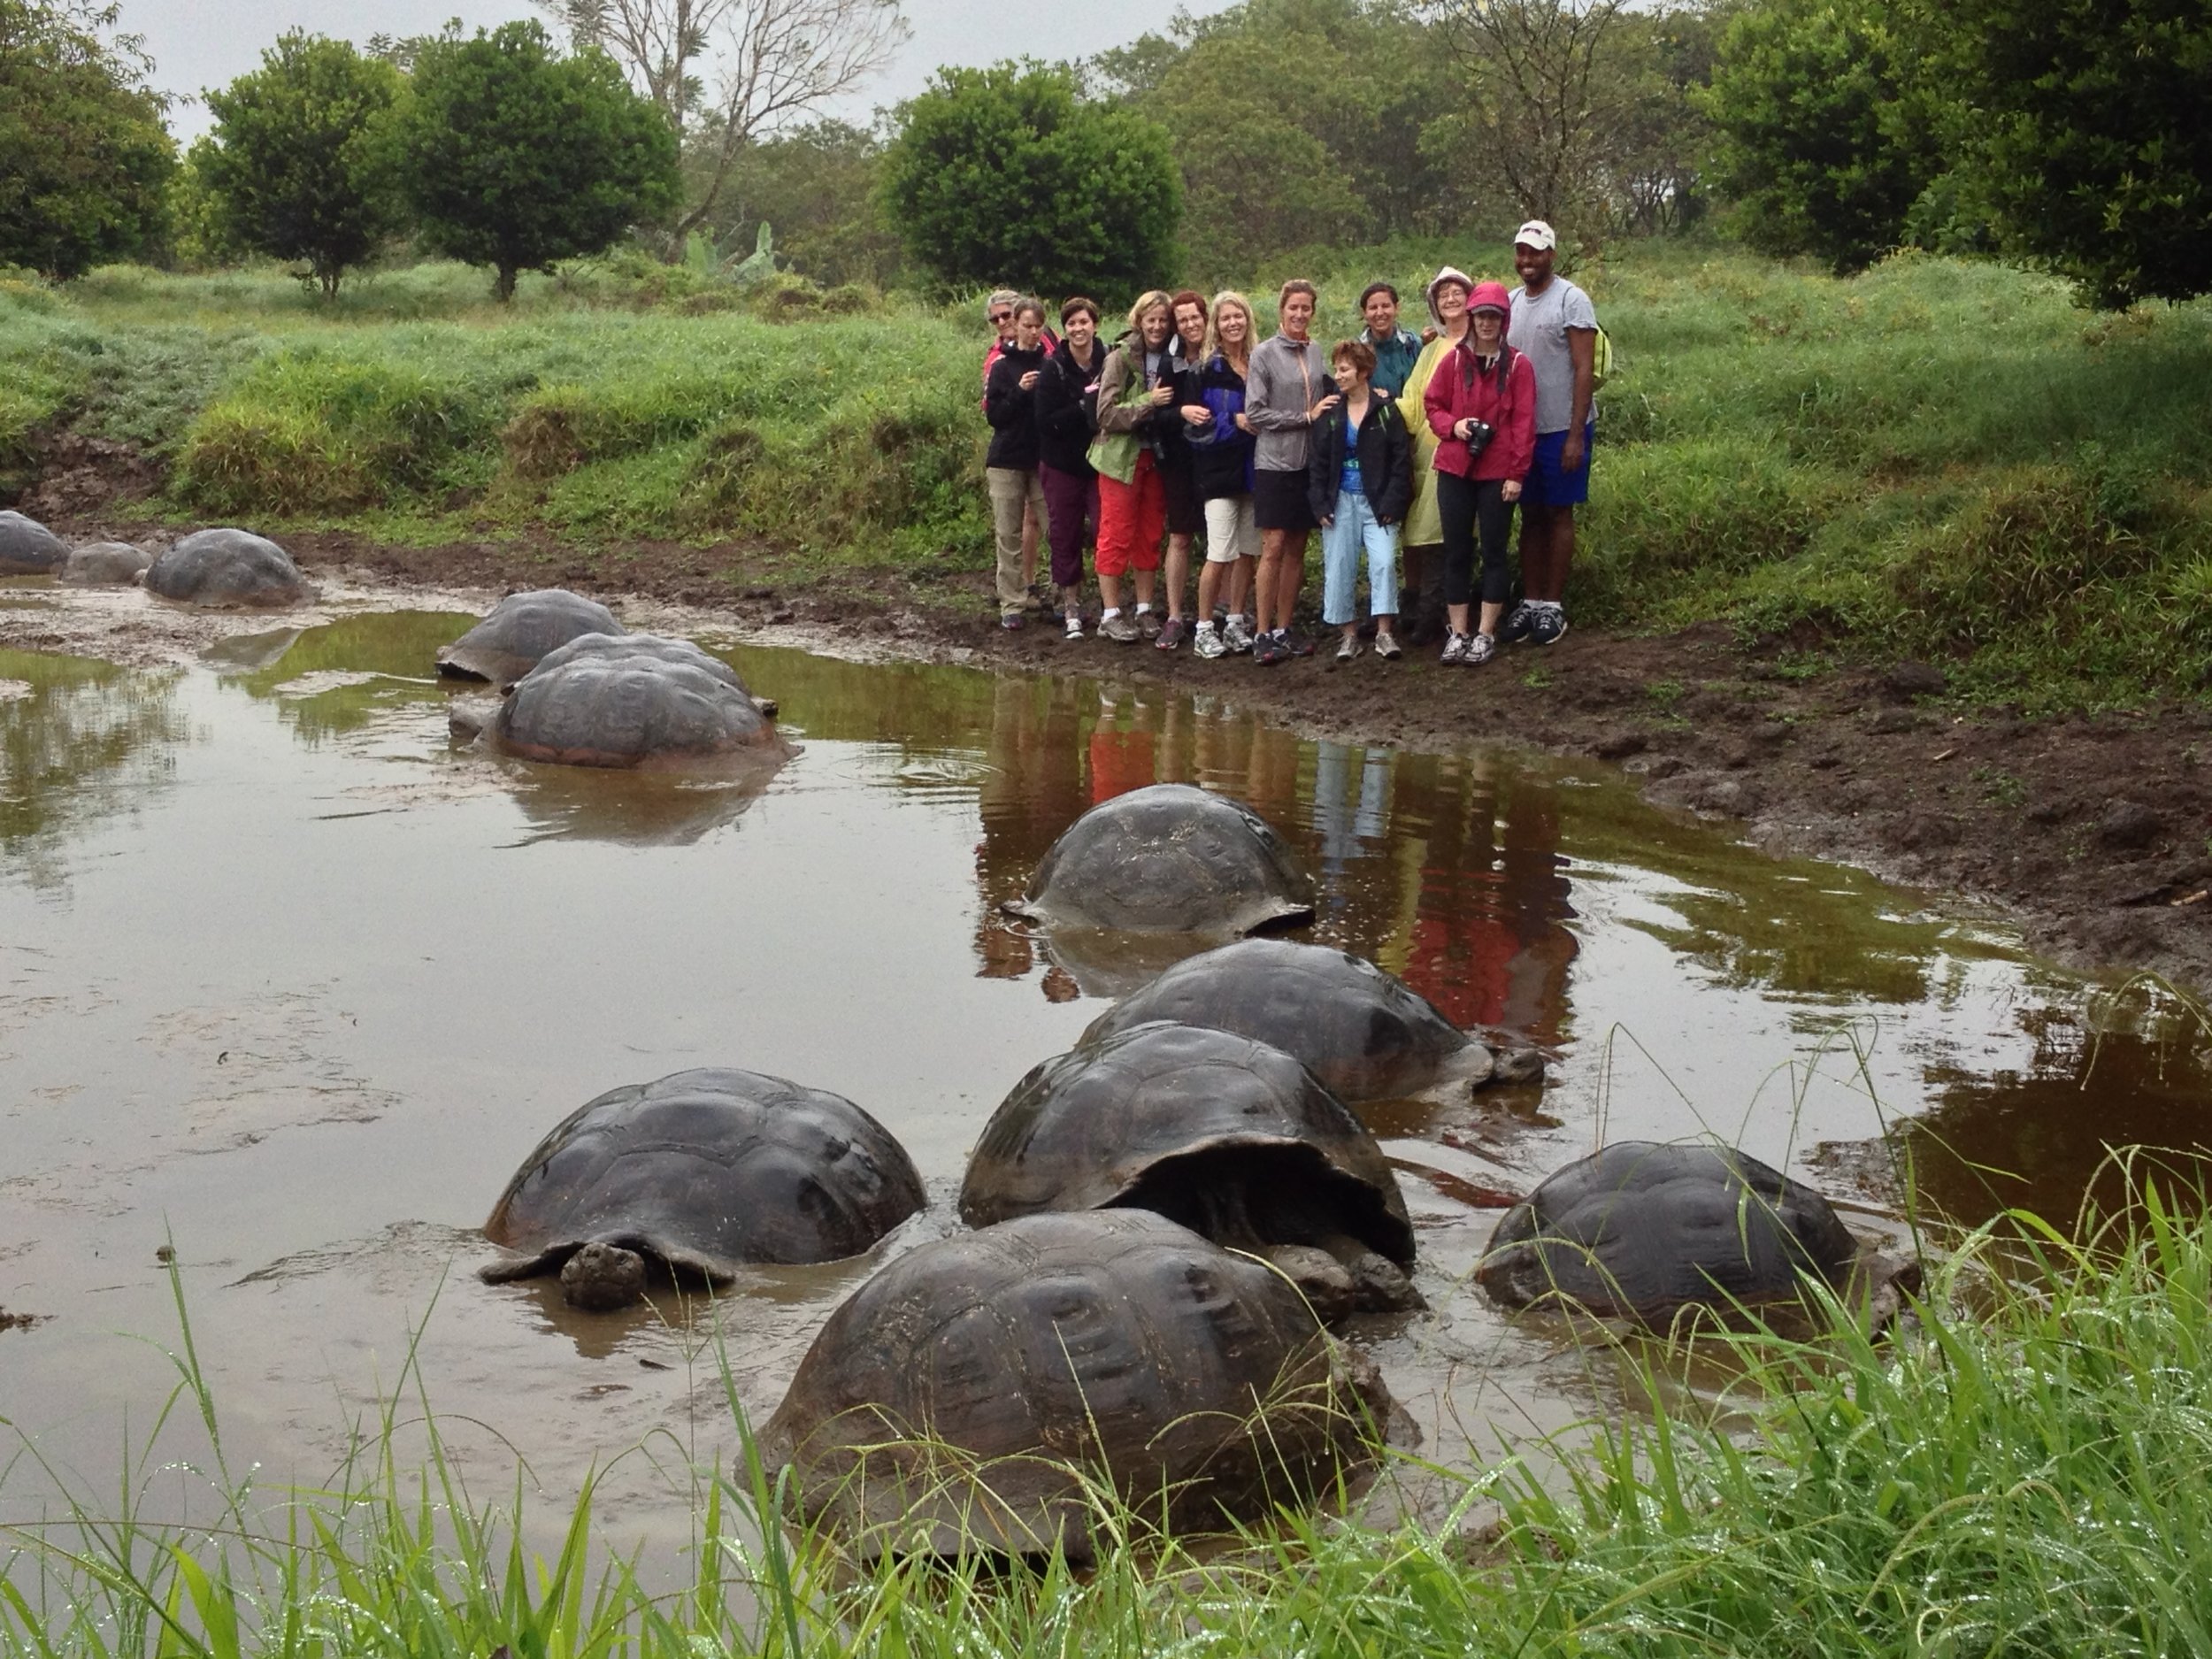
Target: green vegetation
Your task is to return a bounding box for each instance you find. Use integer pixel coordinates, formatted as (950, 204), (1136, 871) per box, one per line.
(16, 1181), (2212, 1654)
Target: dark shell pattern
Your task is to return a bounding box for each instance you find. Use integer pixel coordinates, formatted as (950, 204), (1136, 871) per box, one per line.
(1079, 938), (1476, 1103)
(0, 511), (69, 576)
(437, 588), (624, 686)
(143, 528), (316, 608)
(1010, 783), (1315, 934)
(492, 633), (786, 767)
(762, 1209), (1395, 1557)
(1475, 1139), (1859, 1323)
(480, 1067), (926, 1285)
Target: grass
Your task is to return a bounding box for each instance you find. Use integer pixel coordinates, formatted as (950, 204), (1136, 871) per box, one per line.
(14, 1171), (2212, 1656)
(4, 240), (2211, 703)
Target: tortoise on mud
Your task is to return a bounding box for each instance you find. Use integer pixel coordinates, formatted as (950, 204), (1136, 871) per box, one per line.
(437, 589), (623, 687)
(60, 541), (153, 586)
(0, 511), (70, 576)
(143, 528), (317, 608)
(761, 1209), (1404, 1562)
(480, 1067), (926, 1310)
(482, 633), (790, 769)
(1079, 937), (1498, 1102)
(1005, 783), (1314, 936)
(1476, 1139), (1920, 1330)
(959, 1021), (1419, 1318)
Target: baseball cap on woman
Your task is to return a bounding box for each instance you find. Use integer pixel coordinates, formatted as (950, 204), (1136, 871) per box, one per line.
(1512, 220), (1557, 251)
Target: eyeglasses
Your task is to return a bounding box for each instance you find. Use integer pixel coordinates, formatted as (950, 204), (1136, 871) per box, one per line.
(988, 311), (1012, 324)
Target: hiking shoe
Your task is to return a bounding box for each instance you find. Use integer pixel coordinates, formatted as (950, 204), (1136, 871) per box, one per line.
(1335, 637), (1363, 663)
(1254, 633), (1286, 666)
(1497, 600), (1536, 645)
(1133, 608), (1161, 637)
(1465, 630), (1497, 665)
(1100, 611), (1140, 643)
(1064, 615), (1085, 641)
(1375, 633), (1402, 660)
(1283, 627), (1315, 657)
(1440, 631), (1470, 664)
(1001, 611), (1024, 631)
(1224, 615), (1256, 654)
(1193, 623), (1227, 660)
(1529, 603), (1568, 646)
(1154, 616), (1186, 652)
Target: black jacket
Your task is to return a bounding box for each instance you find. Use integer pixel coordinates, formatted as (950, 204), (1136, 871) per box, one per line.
(1307, 394), (1414, 525)
(984, 342), (1048, 471)
(1032, 339), (1105, 475)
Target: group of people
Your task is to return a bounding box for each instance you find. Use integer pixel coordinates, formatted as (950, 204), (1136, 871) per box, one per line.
(978, 219), (1600, 667)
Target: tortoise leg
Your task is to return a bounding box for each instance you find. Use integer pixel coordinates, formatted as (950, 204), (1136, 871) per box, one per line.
(1314, 1232), (1425, 1313)
(559, 1242), (649, 1311)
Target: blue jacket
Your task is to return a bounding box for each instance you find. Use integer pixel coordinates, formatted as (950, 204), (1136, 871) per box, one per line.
(1186, 353), (1256, 499)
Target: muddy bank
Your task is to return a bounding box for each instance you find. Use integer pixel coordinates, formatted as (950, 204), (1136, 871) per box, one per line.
(23, 515), (2212, 995)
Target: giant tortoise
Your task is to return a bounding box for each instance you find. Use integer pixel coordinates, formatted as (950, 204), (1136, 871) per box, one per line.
(959, 1021), (1418, 1317)
(482, 633), (789, 769)
(761, 1210), (1402, 1561)
(436, 589), (624, 687)
(143, 528), (317, 608)
(0, 511), (69, 576)
(59, 541), (153, 586)
(480, 1067), (926, 1310)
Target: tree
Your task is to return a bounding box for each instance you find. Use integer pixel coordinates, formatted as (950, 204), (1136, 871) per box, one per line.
(391, 20), (682, 300)
(1923, 0), (2211, 307)
(879, 63), (1181, 298)
(693, 119), (904, 287)
(196, 34), (404, 297)
(0, 0), (173, 279)
(535, 0), (906, 244)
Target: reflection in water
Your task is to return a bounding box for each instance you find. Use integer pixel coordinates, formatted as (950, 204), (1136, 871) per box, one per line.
(224, 611), (473, 744)
(495, 762), (787, 848)
(0, 646), (186, 892)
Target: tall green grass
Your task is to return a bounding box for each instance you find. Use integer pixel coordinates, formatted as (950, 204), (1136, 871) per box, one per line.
(16, 1178), (2212, 1657)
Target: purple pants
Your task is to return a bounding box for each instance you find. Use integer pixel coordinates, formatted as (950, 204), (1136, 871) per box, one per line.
(1040, 461), (1099, 591)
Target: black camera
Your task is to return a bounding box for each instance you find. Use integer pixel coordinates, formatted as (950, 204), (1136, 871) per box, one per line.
(1463, 418), (1496, 457)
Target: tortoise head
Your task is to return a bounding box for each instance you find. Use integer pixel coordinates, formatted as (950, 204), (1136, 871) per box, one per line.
(558, 1241), (649, 1311)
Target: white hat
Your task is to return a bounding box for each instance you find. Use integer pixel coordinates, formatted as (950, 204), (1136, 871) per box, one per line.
(1513, 219), (1558, 251)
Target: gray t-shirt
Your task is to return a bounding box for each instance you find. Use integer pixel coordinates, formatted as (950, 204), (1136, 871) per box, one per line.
(1508, 276), (1599, 434)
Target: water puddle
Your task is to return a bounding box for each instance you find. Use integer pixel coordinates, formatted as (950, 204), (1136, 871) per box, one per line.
(4, 596), (2208, 1566)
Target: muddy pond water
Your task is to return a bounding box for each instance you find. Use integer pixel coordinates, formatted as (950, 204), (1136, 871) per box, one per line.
(4, 590), (2209, 1562)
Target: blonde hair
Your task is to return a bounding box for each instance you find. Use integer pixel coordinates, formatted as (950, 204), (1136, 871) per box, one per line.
(1126, 289), (1173, 334)
(1207, 290), (1255, 367)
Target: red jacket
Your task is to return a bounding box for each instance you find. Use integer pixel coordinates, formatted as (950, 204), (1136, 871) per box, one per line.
(1424, 341), (1536, 484)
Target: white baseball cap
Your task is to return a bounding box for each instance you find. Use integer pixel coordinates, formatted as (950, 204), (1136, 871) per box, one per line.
(1513, 219), (1558, 251)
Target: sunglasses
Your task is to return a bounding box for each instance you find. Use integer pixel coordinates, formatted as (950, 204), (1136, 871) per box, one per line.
(988, 311), (1013, 324)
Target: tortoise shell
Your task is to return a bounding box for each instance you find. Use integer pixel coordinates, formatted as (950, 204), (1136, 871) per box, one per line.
(436, 589), (624, 687)
(1008, 783), (1314, 935)
(958, 1021), (1413, 1270)
(0, 511), (69, 576)
(491, 633), (787, 768)
(1476, 1140), (1858, 1324)
(1079, 939), (1479, 1102)
(761, 1210), (1399, 1559)
(143, 528), (316, 607)
(59, 541), (153, 586)
(480, 1067), (925, 1286)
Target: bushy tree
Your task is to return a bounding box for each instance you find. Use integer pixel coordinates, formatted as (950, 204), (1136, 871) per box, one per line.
(0, 0), (173, 278)
(196, 34), (404, 297)
(391, 20), (682, 300)
(879, 63), (1180, 297)
(695, 119), (905, 288)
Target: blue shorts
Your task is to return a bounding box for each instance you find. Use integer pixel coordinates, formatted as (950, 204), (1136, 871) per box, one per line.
(1525, 421), (1594, 508)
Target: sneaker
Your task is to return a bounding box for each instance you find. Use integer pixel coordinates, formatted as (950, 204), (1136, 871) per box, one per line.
(1497, 600), (1536, 645)
(1334, 637), (1363, 663)
(1254, 633), (1286, 667)
(1375, 633), (1402, 660)
(1133, 606), (1160, 637)
(1001, 611), (1024, 631)
(1100, 611), (1140, 643)
(1465, 630), (1497, 665)
(1064, 615), (1085, 641)
(1440, 631), (1470, 665)
(1529, 603), (1568, 646)
(1224, 615), (1256, 654)
(1192, 623), (1227, 660)
(1154, 616), (1186, 652)
(1283, 627), (1315, 657)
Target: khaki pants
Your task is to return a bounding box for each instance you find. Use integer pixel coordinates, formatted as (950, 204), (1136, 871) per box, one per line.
(986, 466), (1047, 613)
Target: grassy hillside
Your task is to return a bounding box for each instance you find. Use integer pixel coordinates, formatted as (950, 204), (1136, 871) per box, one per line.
(4, 243), (2208, 706)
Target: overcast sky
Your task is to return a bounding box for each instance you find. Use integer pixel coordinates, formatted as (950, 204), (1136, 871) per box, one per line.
(131, 0), (1224, 139)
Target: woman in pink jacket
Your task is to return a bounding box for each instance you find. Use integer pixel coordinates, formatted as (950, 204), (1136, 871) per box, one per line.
(1423, 279), (1537, 665)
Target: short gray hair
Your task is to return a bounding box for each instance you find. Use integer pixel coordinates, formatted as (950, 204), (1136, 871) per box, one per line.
(985, 288), (1021, 313)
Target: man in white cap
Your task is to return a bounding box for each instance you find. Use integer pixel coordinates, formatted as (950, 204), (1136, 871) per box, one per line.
(1503, 219), (1597, 647)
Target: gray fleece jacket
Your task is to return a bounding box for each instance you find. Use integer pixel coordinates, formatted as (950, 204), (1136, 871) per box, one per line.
(1242, 333), (1331, 473)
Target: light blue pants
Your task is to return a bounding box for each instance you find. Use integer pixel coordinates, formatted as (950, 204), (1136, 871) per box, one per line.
(1321, 489), (1400, 625)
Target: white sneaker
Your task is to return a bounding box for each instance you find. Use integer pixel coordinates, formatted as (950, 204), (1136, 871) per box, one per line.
(1465, 630), (1497, 665)
(1192, 623), (1227, 660)
(1440, 631), (1469, 664)
(1064, 614), (1085, 641)
(1223, 614), (1255, 654)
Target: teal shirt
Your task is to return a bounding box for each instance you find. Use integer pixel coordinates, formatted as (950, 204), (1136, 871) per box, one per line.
(1363, 327), (1423, 400)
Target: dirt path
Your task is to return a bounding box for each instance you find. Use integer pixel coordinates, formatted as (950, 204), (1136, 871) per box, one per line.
(26, 517), (2212, 995)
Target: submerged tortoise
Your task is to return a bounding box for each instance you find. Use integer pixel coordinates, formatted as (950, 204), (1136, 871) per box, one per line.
(762, 1210), (1402, 1561)
(1476, 1140), (1921, 1331)
(1005, 783), (1314, 936)
(1080, 938), (1495, 1103)
(60, 541), (153, 586)
(143, 528), (317, 607)
(437, 588), (624, 687)
(0, 511), (69, 576)
(483, 633), (789, 769)
(959, 1021), (1418, 1317)
(481, 1067), (926, 1310)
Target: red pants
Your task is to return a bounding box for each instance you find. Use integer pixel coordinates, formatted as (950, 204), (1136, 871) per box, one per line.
(1095, 451), (1166, 578)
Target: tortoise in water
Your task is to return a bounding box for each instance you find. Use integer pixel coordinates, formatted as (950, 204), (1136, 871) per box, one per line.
(60, 541), (153, 586)
(436, 589), (624, 687)
(959, 1021), (1419, 1318)
(761, 1209), (1403, 1561)
(1476, 1139), (1921, 1331)
(1079, 938), (1495, 1103)
(1005, 783), (1314, 936)
(482, 633), (789, 769)
(143, 528), (317, 607)
(480, 1067), (926, 1310)
(0, 511), (70, 576)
